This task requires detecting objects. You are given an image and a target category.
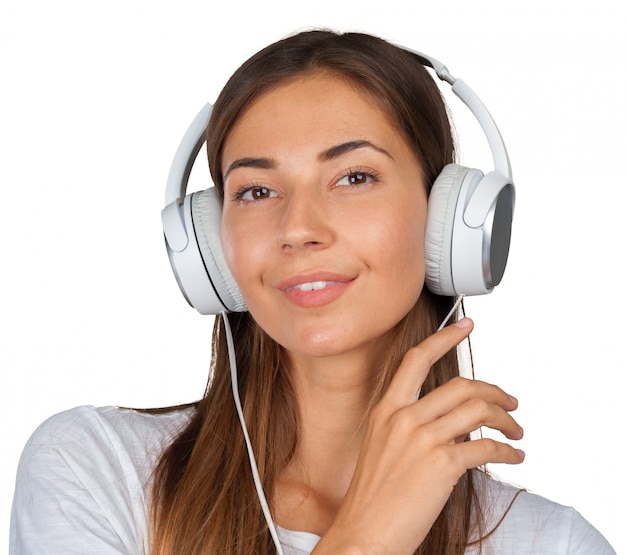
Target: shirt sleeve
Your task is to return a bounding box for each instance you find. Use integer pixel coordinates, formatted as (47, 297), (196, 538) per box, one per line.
(9, 406), (150, 555)
(562, 505), (616, 555)
(477, 480), (616, 554)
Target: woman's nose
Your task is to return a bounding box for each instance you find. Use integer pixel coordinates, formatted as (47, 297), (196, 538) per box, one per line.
(278, 191), (333, 251)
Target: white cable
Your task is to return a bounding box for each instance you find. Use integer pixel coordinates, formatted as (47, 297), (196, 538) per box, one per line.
(416, 295), (466, 399)
(221, 311), (285, 555)
(437, 294), (465, 332)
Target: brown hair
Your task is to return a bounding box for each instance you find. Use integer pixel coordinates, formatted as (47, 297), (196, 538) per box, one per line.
(151, 30), (484, 554)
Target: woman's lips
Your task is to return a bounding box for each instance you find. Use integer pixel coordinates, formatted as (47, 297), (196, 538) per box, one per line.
(278, 273), (356, 308)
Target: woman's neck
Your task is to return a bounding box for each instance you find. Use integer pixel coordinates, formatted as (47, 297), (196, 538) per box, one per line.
(286, 342), (384, 447)
(274, 342), (389, 534)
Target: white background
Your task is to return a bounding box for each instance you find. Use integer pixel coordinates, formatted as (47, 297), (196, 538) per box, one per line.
(2, 1), (624, 552)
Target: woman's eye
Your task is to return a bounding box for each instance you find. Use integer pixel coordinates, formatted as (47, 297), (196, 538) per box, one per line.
(335, 170), (380, 188)
(235, 186), (277, 202)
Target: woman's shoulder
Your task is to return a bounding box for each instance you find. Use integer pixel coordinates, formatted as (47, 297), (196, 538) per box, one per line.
(27, 402), (195, 432)
(10, 404), (195, 554)
(19, 404), (194, 470)
(473, 471), (615, 554)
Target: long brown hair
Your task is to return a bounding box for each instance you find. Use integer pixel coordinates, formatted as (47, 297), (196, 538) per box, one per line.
(151, 30), (484, 554)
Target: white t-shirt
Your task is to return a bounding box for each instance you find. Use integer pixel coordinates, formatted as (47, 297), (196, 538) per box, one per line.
(10, 405), (615, 554)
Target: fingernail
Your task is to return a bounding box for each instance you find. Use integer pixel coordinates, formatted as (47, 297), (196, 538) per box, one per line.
(454, 318), (472, 328)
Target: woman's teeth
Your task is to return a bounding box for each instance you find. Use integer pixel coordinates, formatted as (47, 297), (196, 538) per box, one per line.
(291, 281), (333, 291)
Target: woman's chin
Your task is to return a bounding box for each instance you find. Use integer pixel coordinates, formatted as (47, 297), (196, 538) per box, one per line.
(281, 328), (393, 369)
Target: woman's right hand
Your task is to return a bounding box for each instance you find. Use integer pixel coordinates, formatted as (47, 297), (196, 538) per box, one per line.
(313, 318), (524, 555)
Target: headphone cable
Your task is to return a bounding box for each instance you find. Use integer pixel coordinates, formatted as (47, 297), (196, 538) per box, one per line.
(222, 311), (285, 554)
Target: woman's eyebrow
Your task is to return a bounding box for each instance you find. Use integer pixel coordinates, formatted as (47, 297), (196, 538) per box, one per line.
(223, 141), (393, 180)
(318, 140), (394, 161)
(223, 157), (276, 180)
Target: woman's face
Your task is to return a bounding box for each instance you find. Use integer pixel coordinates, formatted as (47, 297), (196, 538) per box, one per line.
(221, 73), (428, 364)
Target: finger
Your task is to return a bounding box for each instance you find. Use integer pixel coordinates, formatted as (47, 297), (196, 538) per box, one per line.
(384, 317), (474, 406)
(411, 378), (519, 427)
(446, 437), (525, 470)
(419, 396), (524, 446)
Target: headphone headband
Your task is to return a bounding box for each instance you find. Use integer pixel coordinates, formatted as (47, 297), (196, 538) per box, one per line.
(405, 48), (512, 180)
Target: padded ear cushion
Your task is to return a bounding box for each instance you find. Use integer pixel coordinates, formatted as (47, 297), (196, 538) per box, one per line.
(424, 164), (469, 296)
(191, 188), (248, 312)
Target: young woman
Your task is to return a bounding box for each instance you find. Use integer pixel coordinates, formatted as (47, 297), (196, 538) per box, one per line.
(10, 30), (615, 554)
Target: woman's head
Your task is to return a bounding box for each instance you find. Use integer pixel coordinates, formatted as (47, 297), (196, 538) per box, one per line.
(219, 71), (428, 364)
(207, 29), (458, 367)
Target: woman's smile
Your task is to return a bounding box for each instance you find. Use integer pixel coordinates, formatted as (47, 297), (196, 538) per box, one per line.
(278, 272), (357, 308)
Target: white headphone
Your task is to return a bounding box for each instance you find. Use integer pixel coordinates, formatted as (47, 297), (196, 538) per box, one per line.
(161, 49), (515, 315)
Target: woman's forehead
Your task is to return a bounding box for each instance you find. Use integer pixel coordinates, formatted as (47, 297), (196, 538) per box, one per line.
(221, 73), (409, 169)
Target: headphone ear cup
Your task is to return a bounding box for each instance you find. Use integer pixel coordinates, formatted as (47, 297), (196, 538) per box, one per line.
(191, 188), (247, 312)
(425, 164), (514, 297)
(425, 163), (471, 296)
